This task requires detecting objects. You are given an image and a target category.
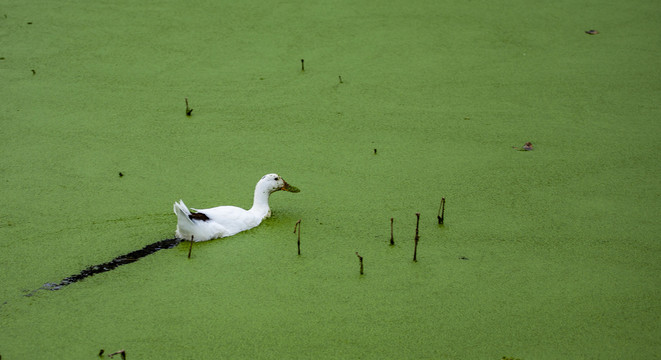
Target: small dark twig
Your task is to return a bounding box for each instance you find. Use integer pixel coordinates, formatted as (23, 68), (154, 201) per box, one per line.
(108, 349), (126, 359)
(355, 252), (364, 275)
(437, 197), (445, 225)
(185, 98), (193, 116)
(294, 219), (301, 255)
(413, 213), (420, 262)
(390, 217), (394, 245)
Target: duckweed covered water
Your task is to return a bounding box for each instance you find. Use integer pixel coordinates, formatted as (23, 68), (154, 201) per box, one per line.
(1, 0), (660, 358)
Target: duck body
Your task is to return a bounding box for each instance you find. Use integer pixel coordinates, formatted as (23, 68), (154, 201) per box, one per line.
(174, 174), (299, 242)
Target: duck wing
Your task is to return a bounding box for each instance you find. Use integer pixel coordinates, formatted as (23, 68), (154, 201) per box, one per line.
(192, 205), (262, 237)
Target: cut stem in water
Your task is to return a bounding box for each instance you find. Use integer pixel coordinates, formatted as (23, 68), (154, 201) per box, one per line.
(185, 98), (193, 116)
(294, 219), (301, 255)
(437, 197), (445, 225)
(355, 252), (364, 275)
(413, 213), (420, 262)
(188, 235), (194, 259)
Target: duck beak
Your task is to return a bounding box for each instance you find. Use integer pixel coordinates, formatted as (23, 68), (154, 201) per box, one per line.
(281, 179), (300, 193)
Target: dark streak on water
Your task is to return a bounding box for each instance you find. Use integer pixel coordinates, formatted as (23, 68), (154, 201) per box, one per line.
(28, 238), (182, 295)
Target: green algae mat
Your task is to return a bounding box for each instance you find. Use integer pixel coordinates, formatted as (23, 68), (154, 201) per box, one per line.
(1, 0), (659, 358)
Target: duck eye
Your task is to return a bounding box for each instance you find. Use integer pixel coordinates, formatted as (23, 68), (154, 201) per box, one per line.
(274, 177), (279, 181)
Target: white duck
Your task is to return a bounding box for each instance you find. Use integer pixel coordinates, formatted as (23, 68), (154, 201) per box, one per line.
(174, 173), (300, 241)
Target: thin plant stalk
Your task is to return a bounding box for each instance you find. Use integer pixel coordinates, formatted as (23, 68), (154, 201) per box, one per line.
(437, 197), (446, 225)
(185, 98), (193, 116)
(294, 219), (301, 255)
(188, 235), (194, 259)
(355, 252), (364, 275)
(413, 213), (420, 262)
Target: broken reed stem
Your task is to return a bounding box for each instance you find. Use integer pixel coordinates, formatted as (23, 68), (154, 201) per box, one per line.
(413, 213), (420, 262)
(108, 349), (126, 360)
(355, 252), (364, 275)
(188, 235), (194, 259)
(185, 98), (193, 116)
(437, 197), (446, 225)
(294, 219), (301, 255)
(390, 217), (394, 245)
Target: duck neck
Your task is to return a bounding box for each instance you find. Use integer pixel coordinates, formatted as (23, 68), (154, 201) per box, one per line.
(249, 185), (272, 218)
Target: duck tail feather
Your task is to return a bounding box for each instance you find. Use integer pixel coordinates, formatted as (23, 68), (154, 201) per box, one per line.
(173, 200), (193, 222)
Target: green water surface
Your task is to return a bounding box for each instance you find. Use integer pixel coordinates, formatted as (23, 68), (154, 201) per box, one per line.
(1, 0), (659, 358)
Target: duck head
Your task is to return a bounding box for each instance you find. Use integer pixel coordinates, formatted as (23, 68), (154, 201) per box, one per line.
(260, 173), (300, 193)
